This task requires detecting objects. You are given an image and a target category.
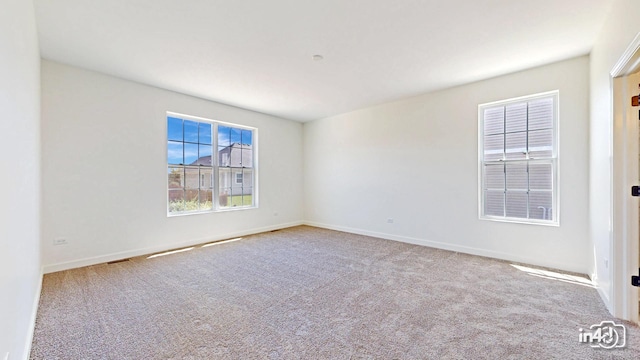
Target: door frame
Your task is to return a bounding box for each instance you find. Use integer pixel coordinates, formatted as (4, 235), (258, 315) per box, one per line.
(610, 32), (640, 324)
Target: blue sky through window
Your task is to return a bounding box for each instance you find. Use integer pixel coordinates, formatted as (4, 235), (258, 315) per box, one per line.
(218, 126), (231, 147)
(184, 120), (198, 143)
(184, 143), (199, 164)
(167, 117), (183, 141)
(218, 125), (252, 147)
(199, 123), (212, 144)
(168, 116), (213, 165)
(169, 117), (252, 165)
(168, 141), (183, 164)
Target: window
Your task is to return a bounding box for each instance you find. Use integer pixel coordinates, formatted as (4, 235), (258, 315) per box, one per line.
(167, 113), (256, 215)
(218, 125), (254, 209)
(478, 91), (558, 225)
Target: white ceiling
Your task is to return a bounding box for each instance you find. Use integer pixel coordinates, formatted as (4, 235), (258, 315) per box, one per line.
(34, 0), (613, 122)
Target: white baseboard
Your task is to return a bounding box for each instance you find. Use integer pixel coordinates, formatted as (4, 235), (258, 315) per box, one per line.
(303, 221), (586, 274)
(595, 285), (612, 313)
(42, 219), (587, 275)
(43, 221), (304, 274)
(23, 269), (43, 360)
(590, 270), (613, 314)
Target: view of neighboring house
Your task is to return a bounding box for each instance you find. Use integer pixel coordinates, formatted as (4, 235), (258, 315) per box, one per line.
(189, 142), (253, 196)
(217, 143), (254, 197)
(173, 143), (253, 209)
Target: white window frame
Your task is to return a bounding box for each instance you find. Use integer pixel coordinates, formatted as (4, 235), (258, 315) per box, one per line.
(235, 172), (243, 185)
(166, 112), (258, 216)
(477, 90), (559, 226)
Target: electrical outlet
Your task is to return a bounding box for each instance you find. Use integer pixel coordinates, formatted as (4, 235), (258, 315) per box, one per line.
(53, 238), (68, 246)
(387, 218), (394, 224)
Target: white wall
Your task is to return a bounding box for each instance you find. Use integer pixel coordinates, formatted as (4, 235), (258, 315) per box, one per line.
(0, 0), (41, 359)
(41, 60), (304, 272)
(304, 56), (590, 273)
(589, 0), (640, 311)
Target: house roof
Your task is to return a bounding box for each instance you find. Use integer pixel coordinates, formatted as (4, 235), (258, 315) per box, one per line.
(34, 0), (613, 122)
(190, 143), (252, 166)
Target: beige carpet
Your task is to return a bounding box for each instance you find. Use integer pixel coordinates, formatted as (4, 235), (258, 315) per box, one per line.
(31, 226), (640, 359)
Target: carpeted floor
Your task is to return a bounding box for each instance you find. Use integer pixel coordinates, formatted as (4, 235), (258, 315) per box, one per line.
(31, 226), (640, 359)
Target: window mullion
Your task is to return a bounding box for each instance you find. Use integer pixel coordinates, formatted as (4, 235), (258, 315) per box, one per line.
(526, 162), (531, 219)
(213, 124), (220, 211)
(503, 162), (507, 217)
(503, 106), (507, 217)
(525, 102), (530, 219)
(181, 166), (186, 211)
(502, 106), (506, 161)
(502, 106), (509, 217)
(525, 101), (530, 159)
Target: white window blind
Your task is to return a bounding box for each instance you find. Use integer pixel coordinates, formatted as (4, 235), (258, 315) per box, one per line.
(479, 91), (558, 224)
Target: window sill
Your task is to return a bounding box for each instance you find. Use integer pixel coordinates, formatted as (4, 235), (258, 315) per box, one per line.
(479, 215), (559, 227)
(167, 205), (258, 217)
(216, 205), (258, 213)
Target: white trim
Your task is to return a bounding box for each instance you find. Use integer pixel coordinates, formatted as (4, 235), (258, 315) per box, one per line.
(304, 221), (586, 274)
(480, 215), (559, 227)
(42, 221), (303, 274)
(610, 74), (640, 323)
(166, 111), (256, 131)
(608, 32), (640, 323)
(23, 269), (43, 360)
(478, 90), (560, 108)
(597, 286), (612, 313)
(611, 32), (640, 78)
(166, 112), (258, 216)
(252, 128), (259, 208)
(477, 90), (560, 225)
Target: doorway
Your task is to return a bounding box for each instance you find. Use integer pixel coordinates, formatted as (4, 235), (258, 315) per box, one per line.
(631, 70), (640, 322)
(611, 35), (640, 324)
